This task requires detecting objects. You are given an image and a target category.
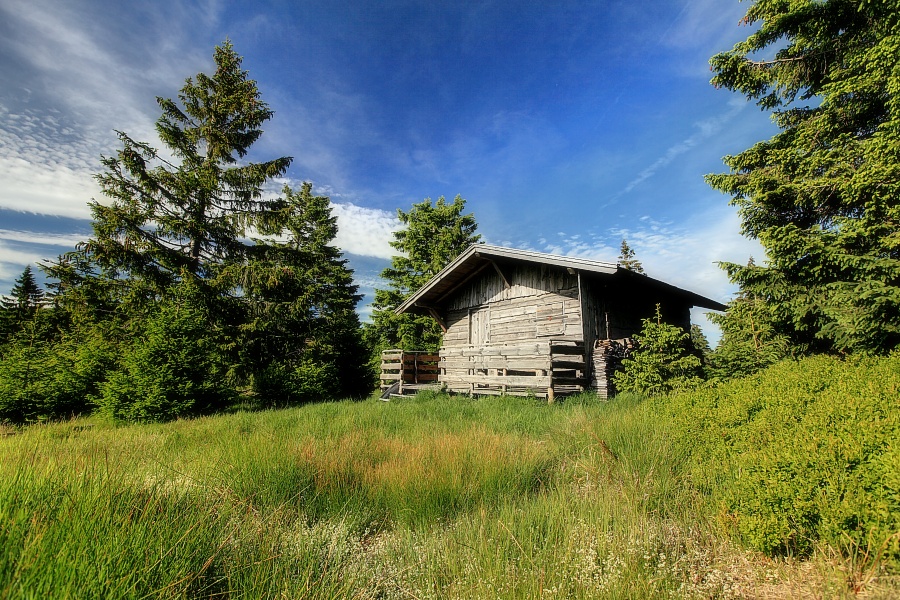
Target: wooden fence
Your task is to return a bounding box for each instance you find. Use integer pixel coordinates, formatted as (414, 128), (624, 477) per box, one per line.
(379, 350), (441, 396)
(439, 339), (587, 401)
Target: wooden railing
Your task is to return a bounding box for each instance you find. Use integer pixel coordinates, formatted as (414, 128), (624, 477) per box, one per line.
(440, 340), (587, 400)
(379, 350), (440, 395)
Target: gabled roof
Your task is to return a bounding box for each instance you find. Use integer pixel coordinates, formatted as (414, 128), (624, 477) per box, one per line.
(396, 243), (726, 314)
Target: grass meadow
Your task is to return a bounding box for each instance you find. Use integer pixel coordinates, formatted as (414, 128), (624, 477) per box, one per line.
(1, 355), (898, 599)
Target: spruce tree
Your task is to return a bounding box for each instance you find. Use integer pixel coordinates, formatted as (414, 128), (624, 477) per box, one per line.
(368, 195), (480, 352)
(237, 183), (368, 402)
(0, 266), (45, 340)
(617, 239), (644, 274)
(707, 289), (791, 380)
(612, 305), (703, 396)
(707, 0), (900, 353)
(82, 41), (292, 302)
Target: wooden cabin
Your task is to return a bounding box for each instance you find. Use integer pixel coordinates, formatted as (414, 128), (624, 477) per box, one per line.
(389, 244), (725, 399)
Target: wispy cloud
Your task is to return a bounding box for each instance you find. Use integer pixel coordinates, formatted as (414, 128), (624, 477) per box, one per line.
(661, 0), (750, 58)
(621, 99), (746, 194)
(0, 0), (215, 219)
(0, 106), (102, 218)
(0, 229), (86, 247)
(525, 204), (763, 343)
(0, 242), (55, 281)
(527, 204), (762, 303)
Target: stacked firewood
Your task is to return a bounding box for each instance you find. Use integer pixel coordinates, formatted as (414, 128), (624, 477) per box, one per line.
(591, 338), (634, 399)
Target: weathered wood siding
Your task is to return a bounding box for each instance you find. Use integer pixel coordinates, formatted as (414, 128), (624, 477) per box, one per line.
(442, 264), (583, 345)
(434, 262), (692, 398)
(439, 263), (586, 396)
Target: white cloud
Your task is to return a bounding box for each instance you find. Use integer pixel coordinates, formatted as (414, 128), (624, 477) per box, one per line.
(612, 208), (761, 302)
(661, 0), (751, 64)
(0, 241), (53, 281)
(0, 0), (214, 219)
(330, 202), (400, 259)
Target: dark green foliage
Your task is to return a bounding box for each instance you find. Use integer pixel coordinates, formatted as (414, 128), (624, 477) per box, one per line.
(82, 41), (291, 300)
(613, 305), (703, 396)
(235, 183), (368, 403)
(617, 239), (644, 274)
(17, 43), (372, 421)
(0, 266), (44, 340)
(251, 358), (339, 406)
(0, 324), (115, 424)
(689, 324), (710, 360)
(367, 195), (480, 352)
(661, 353), (900, 562)
(707, 0), (900, 353)
(707, 292), (791, 380)
(98, 286), (232, 422)
(1, 265), (44, 311)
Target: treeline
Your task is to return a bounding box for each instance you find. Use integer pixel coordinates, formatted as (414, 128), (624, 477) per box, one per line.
(0, 43), (375, 423)
(3, 0), (899, 422)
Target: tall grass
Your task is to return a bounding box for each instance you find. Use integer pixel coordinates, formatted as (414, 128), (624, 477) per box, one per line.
(1, 361), (897, 598)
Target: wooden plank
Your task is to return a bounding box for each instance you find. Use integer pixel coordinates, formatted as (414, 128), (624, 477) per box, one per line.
(401, 354), (440, 362)
(549, 346), (584, 355)
(490, 321), (539, 334)
(443, 375), (552, 386)
(441, 343), (551, 356)
(441, 358), (551, 371)
(552, 376), (588, 385)
(552, 360), (585, 370)
(492, 331), (539, 343)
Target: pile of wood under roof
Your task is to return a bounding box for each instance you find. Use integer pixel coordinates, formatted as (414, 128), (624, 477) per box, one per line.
(591, 338), (635, 400)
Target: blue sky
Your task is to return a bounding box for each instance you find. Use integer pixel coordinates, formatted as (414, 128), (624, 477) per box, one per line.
(0, 0), (773, 340)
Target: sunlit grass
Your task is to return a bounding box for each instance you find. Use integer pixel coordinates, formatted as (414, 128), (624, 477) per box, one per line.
(1, 381), (897, 598)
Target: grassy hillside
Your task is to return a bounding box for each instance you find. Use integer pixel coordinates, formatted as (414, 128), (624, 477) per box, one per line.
(1, 355), (897, 598)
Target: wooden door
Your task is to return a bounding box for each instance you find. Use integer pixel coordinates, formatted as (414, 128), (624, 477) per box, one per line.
(468, 306), (490, 346)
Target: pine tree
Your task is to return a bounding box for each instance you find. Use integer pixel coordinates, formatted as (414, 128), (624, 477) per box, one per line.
(236, 183), (368, 402)
(690, 324), (711, 359)
(706, 0), (900, 353)
(1, 265), (44, 312)
(617, 239), (644, 274)
(41, 41), (298, 418)
(707, 289), (791, 380)
(367, 195), (480, 352)
(0, 266), (45, 339)
(82, 41), (291, 302)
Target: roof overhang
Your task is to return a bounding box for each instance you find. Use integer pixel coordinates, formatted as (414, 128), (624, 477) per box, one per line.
(396, 243), (726, 314)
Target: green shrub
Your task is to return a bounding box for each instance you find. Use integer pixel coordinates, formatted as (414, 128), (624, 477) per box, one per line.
(252, 355), (339, 406)
(613, 304), (703, 396)
(0, 328), (114, 424)
(98, 299), (233, 422)
(660, 353), (900, 562)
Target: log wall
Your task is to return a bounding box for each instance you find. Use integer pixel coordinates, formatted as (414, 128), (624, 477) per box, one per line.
(442, 264), (583, 347)
(429, 262), (696, 399)
(438, 263), (587, 398)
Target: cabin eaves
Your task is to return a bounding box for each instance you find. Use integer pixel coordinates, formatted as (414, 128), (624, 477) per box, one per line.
(396, 243), (726, 315)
